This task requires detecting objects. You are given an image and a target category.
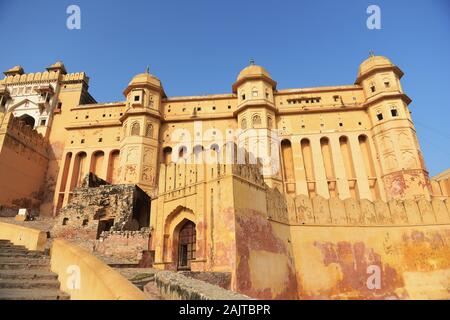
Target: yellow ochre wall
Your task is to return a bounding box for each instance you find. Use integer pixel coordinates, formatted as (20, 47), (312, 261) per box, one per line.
(50, 239), (147, 300)
(0, 221), (47, 251)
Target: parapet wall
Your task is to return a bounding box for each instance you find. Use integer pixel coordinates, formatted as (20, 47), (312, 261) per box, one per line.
(269, 192), (450, 226)
(0, 112), (49, 211)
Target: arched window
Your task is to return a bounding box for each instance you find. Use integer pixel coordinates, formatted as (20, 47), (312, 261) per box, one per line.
(267, 116), (273, 129)
(390, 106), (398, 117)
(146, 123), (153, 137)
(131, 122), (140, 136)
(252, 114), (261, 127)
(241, 118), (247, 130)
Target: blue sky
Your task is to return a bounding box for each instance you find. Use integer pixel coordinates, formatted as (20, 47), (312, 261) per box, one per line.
(0, 0), (449, 176)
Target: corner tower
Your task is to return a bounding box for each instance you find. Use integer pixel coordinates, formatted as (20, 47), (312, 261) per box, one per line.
(119, 68), (165, 196)
(357, 55), (431, 200)
(232, 61), (282, 190)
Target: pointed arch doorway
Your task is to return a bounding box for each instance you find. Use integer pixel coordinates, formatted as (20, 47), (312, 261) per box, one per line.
(177, 220), (196, 270)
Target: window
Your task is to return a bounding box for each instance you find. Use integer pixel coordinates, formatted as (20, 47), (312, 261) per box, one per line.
(98, 138), (103, 142)
(267, 117), (273, 129)
(370, 85), (376, 93)
(339, 122), (343, 127)
(131, 122), (140, 136)
(252, 114), (261, 127)
(334, 95), (340, 102)
(384, 81), (390, 88)
(40, 119), (46, 126)
(212, 106), (216, 110)
(134, 95), (140, 101)
(146, 123), (153, 138)
(81, 139), (85, 144)
(241, 94), (246, 100)
(252, 87), (258, 97)
(197, 107), (201, 111)
(391, 108), (398, 117)
(228, 105), (231, 109)
(241, 118), (247, 130)
(377, 113), (383, 121)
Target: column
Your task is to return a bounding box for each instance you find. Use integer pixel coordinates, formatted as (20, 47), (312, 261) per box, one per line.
(329, 135), (351, 199)
(310, 136), (329, 198)
(348, 134), (372, 200)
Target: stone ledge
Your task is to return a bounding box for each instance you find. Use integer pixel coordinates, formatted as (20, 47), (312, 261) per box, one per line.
(148, 270), (251, 300)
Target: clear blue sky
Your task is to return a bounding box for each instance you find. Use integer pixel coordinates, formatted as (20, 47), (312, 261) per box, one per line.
(1, 0), (449, 176)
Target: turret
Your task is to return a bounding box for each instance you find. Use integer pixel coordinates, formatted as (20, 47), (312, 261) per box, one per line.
(232, 61), (282, 190)
(118, 68), (164, 196)
(357, 55), (431, 200)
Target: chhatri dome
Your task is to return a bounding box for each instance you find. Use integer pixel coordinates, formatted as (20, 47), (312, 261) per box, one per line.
(233, 59), (276, 92)
(236, 59), (272, 82)
(128, 67), (162, 87)
(357, 54), (395, 79)
(125, 66), (166, 97)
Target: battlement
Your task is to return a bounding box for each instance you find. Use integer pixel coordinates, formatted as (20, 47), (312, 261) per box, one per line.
(158, 147), (267, 198)
(61, 72), (89, 84)
(0, 70), (88, 86)
(0, 112), (48, 156)
(269, 192), (450, 226)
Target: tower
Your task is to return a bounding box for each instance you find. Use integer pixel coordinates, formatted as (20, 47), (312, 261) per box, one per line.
(119, 68), (165, 196)
(232, 61), (283, 190)
(357, 55), (431, 200)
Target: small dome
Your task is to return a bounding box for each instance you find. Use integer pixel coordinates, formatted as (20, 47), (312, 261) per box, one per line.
(46, 61), (67, 74)
(4, 65), (24, 76)
(357, 55), (394, 78)
(128, 72), (162, 88)
(237, 64), (272, 82)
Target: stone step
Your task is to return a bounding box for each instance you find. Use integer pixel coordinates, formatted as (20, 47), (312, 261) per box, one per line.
(0, 269), (58, 281)
(0, 240), (12, 245)
(0, 256), (50, 264)
(0, 248), (36, 254)
(0, 261), (50, 270)
(0, 243), (27, 250)
(0, 279), (60, 290)
(0, 251), (45, 258)
(0, 288), (70, 300)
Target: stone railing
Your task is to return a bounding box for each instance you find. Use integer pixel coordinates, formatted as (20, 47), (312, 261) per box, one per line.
(0, 221), (47, 251)
(50, 239), (147, 300)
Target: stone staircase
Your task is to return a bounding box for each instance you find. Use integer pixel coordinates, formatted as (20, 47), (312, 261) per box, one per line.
(0, 239), (69, 300)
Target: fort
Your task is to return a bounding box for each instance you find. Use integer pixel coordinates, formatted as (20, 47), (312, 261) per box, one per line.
(0, 56), (449, 299)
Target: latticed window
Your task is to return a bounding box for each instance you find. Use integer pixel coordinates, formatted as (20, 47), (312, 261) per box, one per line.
(131, 122), (140, 136)
(145, 123), (153, 138)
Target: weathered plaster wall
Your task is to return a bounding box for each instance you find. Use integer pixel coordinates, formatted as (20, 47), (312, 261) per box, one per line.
(233, 177), (298, 300)
(289, 224), (450, 299)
